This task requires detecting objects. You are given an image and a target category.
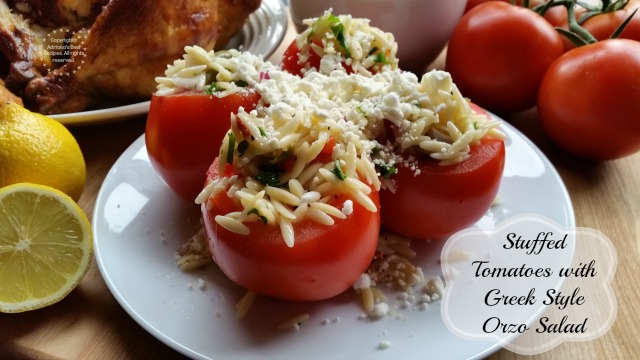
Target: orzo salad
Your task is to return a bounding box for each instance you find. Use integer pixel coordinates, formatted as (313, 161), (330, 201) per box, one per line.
(146, 10), (505, 320)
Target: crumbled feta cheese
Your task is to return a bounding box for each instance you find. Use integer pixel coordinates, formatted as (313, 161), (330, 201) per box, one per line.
(352, 273), (371, 290)
(372, 302), (389, 318)
(342, 200), (354, 215)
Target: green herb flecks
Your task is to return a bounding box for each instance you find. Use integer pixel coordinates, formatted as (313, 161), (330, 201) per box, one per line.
(331, 160), (347, 181)
(237, 140), (249, 156)
(375, 52), (390, 65)
(258, 127), (267, 137)
(331, 21), (351, 58)
(248, 208), (268, 224)
(378, 163), (398, 179)
(255, 164), (282, 187)
(204, 82), (220, 95)
(226, 132), (236, 164)
(234, 80), (249, 87)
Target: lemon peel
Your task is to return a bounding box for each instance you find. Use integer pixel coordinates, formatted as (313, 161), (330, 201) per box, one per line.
(0, 102), (86, 201)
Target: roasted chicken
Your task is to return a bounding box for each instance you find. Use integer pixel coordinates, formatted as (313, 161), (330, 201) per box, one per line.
(0, 0), (261, 114)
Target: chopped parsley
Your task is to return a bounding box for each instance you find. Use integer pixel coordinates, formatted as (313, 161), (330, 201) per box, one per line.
(378, 163), (398, 179)
(205, 80), (247, 94)
(375, 53), (390, 65)
(226, 133), (236, 164)
(324, 14), (351, 58)
(255, 164), (282, 187)
(331, 160), (346, 181)
(204, 82), (219, 95)
(247, 208), (268, 224)
(258, 126), (267, 137)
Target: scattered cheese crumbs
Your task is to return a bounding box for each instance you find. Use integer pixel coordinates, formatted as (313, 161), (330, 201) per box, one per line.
(377, 340), (393, 350)
(198, 278), (206, 290)
(372, 302), (389, 318)
(277, 313), (311, 331)
(352, 273), (371, 290)
(342, 200), (354, 215)
(424, 276), (445, 299)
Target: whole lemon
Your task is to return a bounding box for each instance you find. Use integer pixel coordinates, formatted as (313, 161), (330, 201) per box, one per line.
(0, 102), (86, 201)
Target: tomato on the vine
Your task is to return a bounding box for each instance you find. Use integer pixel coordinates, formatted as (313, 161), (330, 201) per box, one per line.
(537, 39), (640, 160)
(201, 160), (380, 301)
(582, 1), (640, 42)
(446, 1), (564, 115)
(380, 133), (505, 241)
(145, 90), (261, 201)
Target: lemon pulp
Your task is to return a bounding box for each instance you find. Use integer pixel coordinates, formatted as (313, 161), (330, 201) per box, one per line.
(0, 183), (93, 313)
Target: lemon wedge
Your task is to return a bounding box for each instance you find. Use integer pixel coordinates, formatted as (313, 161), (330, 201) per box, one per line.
(0, 183), (93, 313)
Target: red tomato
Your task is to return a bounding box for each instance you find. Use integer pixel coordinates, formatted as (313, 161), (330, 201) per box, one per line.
(446, 2), (564, 114)
(202, 160), (381, 301)
(145, 90), (261, 201)
(282, 39), (361, 76)
(582, 1), (640, 42)
(380, 136), (505, 240)
(281, 40), (321, 76)
(537, 39), (640, 160)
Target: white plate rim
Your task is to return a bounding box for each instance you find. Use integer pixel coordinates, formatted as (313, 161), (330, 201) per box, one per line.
(48, 0), (287, 126)
(93, 119), (575, 360)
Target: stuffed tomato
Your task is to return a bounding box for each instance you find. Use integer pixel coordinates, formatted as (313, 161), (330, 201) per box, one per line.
(201, 158), (380, 301)
(377, 98), (505, 240)
(196, 104), (381, 301)
(145, 47), (267, 201)
(379, 136), (505, 240)
(282, 11), (398, 76)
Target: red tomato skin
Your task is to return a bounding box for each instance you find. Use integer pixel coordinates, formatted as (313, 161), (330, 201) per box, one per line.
(282, 39), (355, 76)
(145, 90), (260, 201)
(537, 39), (640, 160)
(202, 161), (380, 301)
(446, 2), (564, 115)
(281, 40), (321, 76)
(582, 1), (640, 43)
(380, 137), (505, 240)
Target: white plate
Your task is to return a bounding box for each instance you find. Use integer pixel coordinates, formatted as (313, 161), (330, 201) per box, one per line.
(48, 0), (288, 126)
(93, 121), (574, 360)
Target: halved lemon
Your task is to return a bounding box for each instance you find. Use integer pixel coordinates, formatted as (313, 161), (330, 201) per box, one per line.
(0, 183), (93, 313)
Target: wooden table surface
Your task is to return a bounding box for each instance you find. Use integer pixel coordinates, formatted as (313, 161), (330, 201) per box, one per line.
(2, 9), (639, 360)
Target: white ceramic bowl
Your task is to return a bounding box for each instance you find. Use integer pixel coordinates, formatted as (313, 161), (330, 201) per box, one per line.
(289, 0), (466, 74)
